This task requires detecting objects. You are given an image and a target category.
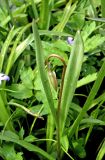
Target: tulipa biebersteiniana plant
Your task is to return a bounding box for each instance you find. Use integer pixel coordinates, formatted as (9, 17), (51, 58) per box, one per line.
(32, 13), (105, 159)
(32, 20), (84, 160)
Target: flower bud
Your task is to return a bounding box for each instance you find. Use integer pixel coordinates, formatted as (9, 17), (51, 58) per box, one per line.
(48, 70), (58, 91)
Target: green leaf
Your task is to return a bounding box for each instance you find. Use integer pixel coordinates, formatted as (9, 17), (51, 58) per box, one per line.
(0, 94), (14, 131)
(19, 127), (25, 140)
(8, 84), (33, 99)
(20, 67), (34, 89)
(70, 12), (85, 30)
(96, 139), (105, 160)
(0, 27), (20, 72)
(60, 31), (84, 135)
(53, 39), (70, 52)
(72, 138), (86, 158)
(101, 0), (105, 18)
(39, 0), (50, 29)
(32, 20), (57, 125)
(15, 33), (33, 63)
(81, 117), (105, 126)
(81, 63), (97, 76)
(11, 0), (23, 7)
(2, 143), (23, 160)
(84, 35), (105, 52)
(70, 103), (82, 113)
(77, 73), (97, 88)
(29, 103), (51, 116)
(61, 135), (69, 152)
(81, 21), (96, 41)
(3, 131), (19, 140)
(87, 17), (105, 22)
(43, 41), (68, 66)
(0, 132), (55, 160)
(24, 135), (37, 143)
(31, 40), (69, 66)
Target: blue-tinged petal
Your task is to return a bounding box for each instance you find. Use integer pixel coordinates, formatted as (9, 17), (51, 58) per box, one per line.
(67, 37), (74, 45)
(0, 73), (10, 84)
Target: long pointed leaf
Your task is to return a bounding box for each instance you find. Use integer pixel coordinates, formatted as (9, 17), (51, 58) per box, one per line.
(60, 31), (84, 135)
(0, 94), (13, 131)
(32, 20), (57, 125)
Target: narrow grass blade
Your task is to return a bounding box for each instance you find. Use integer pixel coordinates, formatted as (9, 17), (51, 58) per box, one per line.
(89, 92), (105, 110)
(0, 27), (20, 72)
(96, 139), (105, 160)
(60, 31), (84, 135)
(77, 73), (97, 88)
(68, 59), (105, 139)
(5, 23), (32, 75)
(81, 117), (105, 126)
(0, 94), (13, 131)
(54, 0), (66, 9)
(32, 20), (57, 125)
(15, 34), (33, 63)
(39, 30), (72, 36)
(86, 17), (105, 22)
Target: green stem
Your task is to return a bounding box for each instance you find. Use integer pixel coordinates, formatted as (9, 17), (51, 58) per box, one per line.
(45, 54), (66, 159)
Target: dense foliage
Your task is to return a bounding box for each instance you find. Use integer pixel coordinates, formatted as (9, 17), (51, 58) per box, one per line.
(0, 0), (105, 160)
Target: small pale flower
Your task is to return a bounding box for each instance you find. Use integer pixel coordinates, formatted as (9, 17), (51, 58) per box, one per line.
(67, 37), (74, 45)
(0, 73), (10, 84)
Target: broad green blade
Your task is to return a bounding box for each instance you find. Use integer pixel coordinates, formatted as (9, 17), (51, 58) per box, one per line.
(60, 31), (84, 135)
(32, 20), (57, 125)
